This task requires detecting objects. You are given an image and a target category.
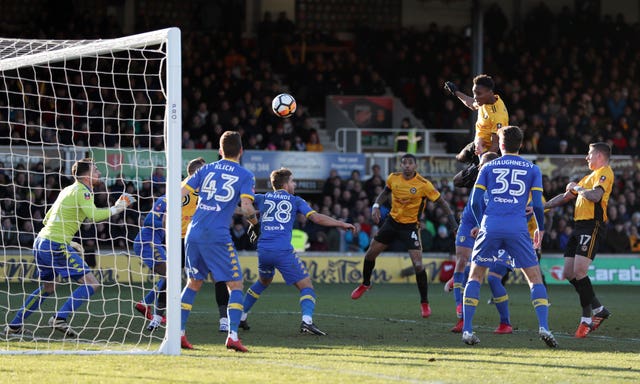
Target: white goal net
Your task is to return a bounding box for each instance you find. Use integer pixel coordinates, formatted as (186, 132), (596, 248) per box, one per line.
(0, 28), (182, 354)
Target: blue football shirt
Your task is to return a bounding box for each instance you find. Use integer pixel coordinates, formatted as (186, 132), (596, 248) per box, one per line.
(472, 154), (543, 233)
(184, 159), (255, 243)
(134, 195), (167, 245)
(255, 190), (314, 252)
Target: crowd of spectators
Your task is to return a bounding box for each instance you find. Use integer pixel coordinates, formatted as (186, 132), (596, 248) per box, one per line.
(1, 3), (639, 259)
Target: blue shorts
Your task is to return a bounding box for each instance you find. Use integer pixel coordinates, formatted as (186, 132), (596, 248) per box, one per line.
(257, 248), (309, 285)
(455, 217), (476, 248)
(133, 241), (166, 270)
(472, 229), (538, 269)
(185, 240), (242, 282)
(490, 249), (514, 271)
(33, 237), (91, 281)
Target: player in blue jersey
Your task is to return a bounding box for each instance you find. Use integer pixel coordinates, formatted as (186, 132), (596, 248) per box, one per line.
(180, 131), (258, 352)
(450, 150), (514, 335)
(461, 126), (557, 348)
(133, 195), (168, 331)
(239, 168), (355, 335)
(133, 158), (231, 333)
(3, 158), (135, 339)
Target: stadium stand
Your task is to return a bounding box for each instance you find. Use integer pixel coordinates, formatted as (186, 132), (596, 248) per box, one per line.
(0, 2), (638, 254)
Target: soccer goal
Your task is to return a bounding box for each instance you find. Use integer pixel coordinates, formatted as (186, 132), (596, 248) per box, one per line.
(0, 28), (182, 355)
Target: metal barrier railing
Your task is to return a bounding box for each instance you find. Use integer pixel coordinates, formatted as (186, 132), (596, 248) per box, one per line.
(335, 127), (469, 155)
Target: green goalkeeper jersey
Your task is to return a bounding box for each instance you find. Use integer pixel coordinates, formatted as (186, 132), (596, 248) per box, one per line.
(39, 181), (111, 244)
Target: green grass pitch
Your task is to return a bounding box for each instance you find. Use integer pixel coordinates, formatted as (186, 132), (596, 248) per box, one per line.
(2, 283), (639, 383)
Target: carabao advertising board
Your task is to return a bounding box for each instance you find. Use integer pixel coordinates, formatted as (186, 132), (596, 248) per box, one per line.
(540, 256), (640, 285)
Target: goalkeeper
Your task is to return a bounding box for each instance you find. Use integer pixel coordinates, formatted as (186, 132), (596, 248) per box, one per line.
(3, 158), (135, 338)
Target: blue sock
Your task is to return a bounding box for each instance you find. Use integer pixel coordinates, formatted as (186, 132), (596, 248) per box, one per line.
(531, 283), (550, 330)
(242, 281), (268, 315)
(10, 287), (50, 327)
(180, 287), (197, 331)
(462, 280), (481, 333)
(453, 272), (465, 307)
(144, 278), (165, 305)
(488, 274), (510, 324)
(463, 265), (470, 285)
(56, 285), (95, 320)
(299, 287), (317, 321)
(227, 289), (244, 333)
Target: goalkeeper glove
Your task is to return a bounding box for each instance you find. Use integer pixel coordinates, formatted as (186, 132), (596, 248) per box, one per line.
(110, 192), (136, 215)
(69, 241), (84, 256)
(444, 81), (458, 96)
(247, 223), (260, 244)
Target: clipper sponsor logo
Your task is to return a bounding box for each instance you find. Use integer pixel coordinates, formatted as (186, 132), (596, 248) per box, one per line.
(200, 203), (222, 211)
(494, 196), (519, 204)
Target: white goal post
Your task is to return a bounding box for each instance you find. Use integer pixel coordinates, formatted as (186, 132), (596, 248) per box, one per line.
(0, 28), (182, 355)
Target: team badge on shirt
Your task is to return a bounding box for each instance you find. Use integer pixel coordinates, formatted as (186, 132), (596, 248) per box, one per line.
(599, 175), (606, 182)
(84, 192), (91, 200)
(410, 187), (417, 194)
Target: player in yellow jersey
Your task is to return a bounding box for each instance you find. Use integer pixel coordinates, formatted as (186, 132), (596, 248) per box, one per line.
(444, 74), (509, 155)
(544, 142), (613, 338)
(351, 153), (458, 317)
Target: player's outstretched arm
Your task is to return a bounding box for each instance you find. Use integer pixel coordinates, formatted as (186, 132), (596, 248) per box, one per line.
(543, 190), (576, 210)
(110, 193), (136, 216)
(309, 212), (356, 232)
(444, 81), (477, 110)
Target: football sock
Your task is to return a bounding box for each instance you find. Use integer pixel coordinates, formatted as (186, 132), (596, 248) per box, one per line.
(591, 297), (602, 310)
(215, 281), (229, 318)
(143, 278), (164, 305)
(299, 287), (317, 322)
(500, 269), (510, 286)
(57, 285), (95, 320)
(453, 272), (465, 307)
(9, 286), (50, 327)
(243, 281), (268, 314)
(488, 274), (510, 324)
(462, 280), (481, 333)
(415, 269), (429, 303)
(180, 287), (197, 331)
(463, 265), (470, 285)
(530, 283), (550, 330)
(575, 276), (595, 317)
(156, 290), (167, 316)
(362, 259), (375, 286)
(227, 289), (244, 337)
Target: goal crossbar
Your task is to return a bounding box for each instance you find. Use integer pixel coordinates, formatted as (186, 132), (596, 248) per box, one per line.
(0, 29), (174, 71)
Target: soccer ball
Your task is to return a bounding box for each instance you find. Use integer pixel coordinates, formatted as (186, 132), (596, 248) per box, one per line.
(271, 93), (297, 118)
